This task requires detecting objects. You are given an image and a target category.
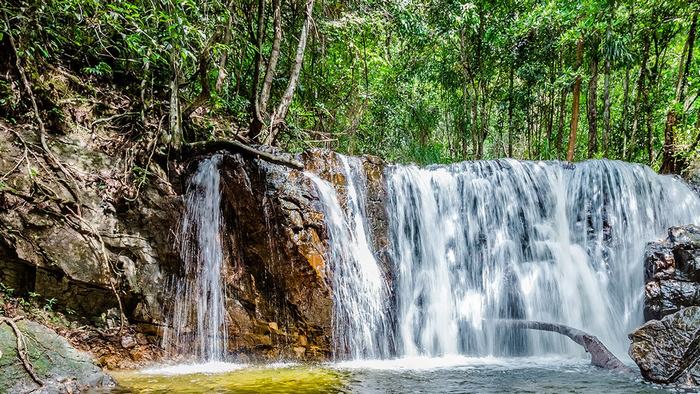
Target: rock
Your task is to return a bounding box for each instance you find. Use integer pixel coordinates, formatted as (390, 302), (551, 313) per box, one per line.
(644, 225), (700, 320)
(293, 346), (306, 358)
(629, 306), (700, 386)
(0, 125), (180, 327)
(0, 319), (113, 393)
(121, 335), (137, 349)
(1, 113), (390, 362)
(135, 333), (148, 345)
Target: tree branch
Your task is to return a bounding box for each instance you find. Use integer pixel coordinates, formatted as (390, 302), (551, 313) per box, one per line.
(183, 140), (304, 170)
(493, 319), (631, 372)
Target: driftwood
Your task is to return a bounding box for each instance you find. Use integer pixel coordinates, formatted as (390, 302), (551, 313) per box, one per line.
(494, 319), (631, 372)
(183, 140), (304, 170)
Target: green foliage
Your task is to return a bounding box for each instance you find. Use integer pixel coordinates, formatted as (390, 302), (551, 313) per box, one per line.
(44, 298), (57, 312)
(0, 282), (15, 298)
(1, 0), (699, 167)
(82, 62), (113, 77)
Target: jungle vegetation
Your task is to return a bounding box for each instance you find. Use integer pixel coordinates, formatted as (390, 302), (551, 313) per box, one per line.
(1, 0), (699, 170)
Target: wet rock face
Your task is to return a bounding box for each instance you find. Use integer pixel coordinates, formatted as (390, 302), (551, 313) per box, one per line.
(206, 149), (389, 361)
(629, 306), (700, 386)
(215, 153), (332, 360)
(644, 225), (700, 320)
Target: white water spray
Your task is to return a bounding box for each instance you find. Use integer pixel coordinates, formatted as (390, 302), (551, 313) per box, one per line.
(164, 155), (228, 361)
(306, 156), (391, 360)
(386, 159), (700, 359)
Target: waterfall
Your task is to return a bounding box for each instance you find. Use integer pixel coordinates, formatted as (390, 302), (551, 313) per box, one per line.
(163, 155), (228, 361)
(387, 159), (700, 359)
(306, 156), (391, 360)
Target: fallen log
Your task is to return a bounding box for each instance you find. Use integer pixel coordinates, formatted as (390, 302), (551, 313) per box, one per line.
(494, 319), (631, 372)
(183, 140), (304, 170)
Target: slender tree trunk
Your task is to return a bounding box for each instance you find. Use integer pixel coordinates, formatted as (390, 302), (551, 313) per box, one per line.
(630, 36), (650, 161)
(566, 38), (584, 162)
(507, 64), (515, 157)
(267, 0), (315, 145)
(556, 88), (567, 159)
(168, 48), (182, 149)
(621, 68), (631, 158)
(259, 0), (282, 115)
(462, 83), (471, 159)
(470, 83), (479, 158)
(587, 41), (599, 158)
(546, 61), (556, 157)
(249, 0), (266, 140)
(526, 101), (532, 159)
(602, 57), (611, 157)
(661, 11), (698, 173)
(215, 4), (234, 93)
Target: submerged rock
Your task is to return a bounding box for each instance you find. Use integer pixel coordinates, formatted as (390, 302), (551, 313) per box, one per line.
(629, 306), (700, 386)
(0, 319), (113, 392)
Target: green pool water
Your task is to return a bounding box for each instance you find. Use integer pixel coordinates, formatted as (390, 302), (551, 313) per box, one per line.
(110, 364), (345, 393)
(108, 357), (673, 393)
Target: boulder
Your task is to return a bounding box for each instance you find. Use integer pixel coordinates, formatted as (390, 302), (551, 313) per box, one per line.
(0, 319), (113, 393)
(629, 306), (700, 386)
(644, 225), (700, 320)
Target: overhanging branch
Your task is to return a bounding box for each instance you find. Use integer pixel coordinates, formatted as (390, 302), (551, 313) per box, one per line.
(493, 319), (631, 372)
(183, 140), (304, 170)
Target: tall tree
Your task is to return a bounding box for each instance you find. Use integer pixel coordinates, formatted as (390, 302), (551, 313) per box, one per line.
(587, 38), (599, 158)
(567, 38), (584, 162)
(661, 11), (698, 173)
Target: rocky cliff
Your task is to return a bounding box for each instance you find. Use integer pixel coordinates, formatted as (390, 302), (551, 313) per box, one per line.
(0, 102), (389, 365)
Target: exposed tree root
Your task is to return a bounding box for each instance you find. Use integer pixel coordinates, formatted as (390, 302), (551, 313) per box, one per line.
(0, 316), (44, 388)
(65, 209), (128, 334)
(494, 319), (631, 372)
(183, 140), (304, 169)
(4, 11), (83, 213)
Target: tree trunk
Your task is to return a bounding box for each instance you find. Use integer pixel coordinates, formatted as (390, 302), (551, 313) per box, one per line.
(168, 48), (183, 150)
(493, 319), (631, 372)
(602, 57), (611, 157)
(267, 0), (315, 145)
(621, 67), (631, 158)
(587, 41), (599, 158)
(249, 0), (266, 141)
(507, 64), (515, 157)
(630, 36), (650, 161)
(661, 11), (698, 174)
(259, 0), (282, 115)
(566, 38), (584, 162)
(214, 4), (234, 93)
(556, 88), (567, 159)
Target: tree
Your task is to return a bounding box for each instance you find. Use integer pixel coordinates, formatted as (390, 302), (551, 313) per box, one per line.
(567, 38), (584, 162)
(661, 11), (698, 174)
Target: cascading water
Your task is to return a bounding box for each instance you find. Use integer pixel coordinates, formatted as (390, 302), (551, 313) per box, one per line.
(386, 159), (700, 359)
(163, 155), (228, 361)
(306, 156), (391, 360)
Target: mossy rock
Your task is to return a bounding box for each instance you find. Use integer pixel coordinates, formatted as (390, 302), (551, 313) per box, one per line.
(0, 319), (113, 393)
